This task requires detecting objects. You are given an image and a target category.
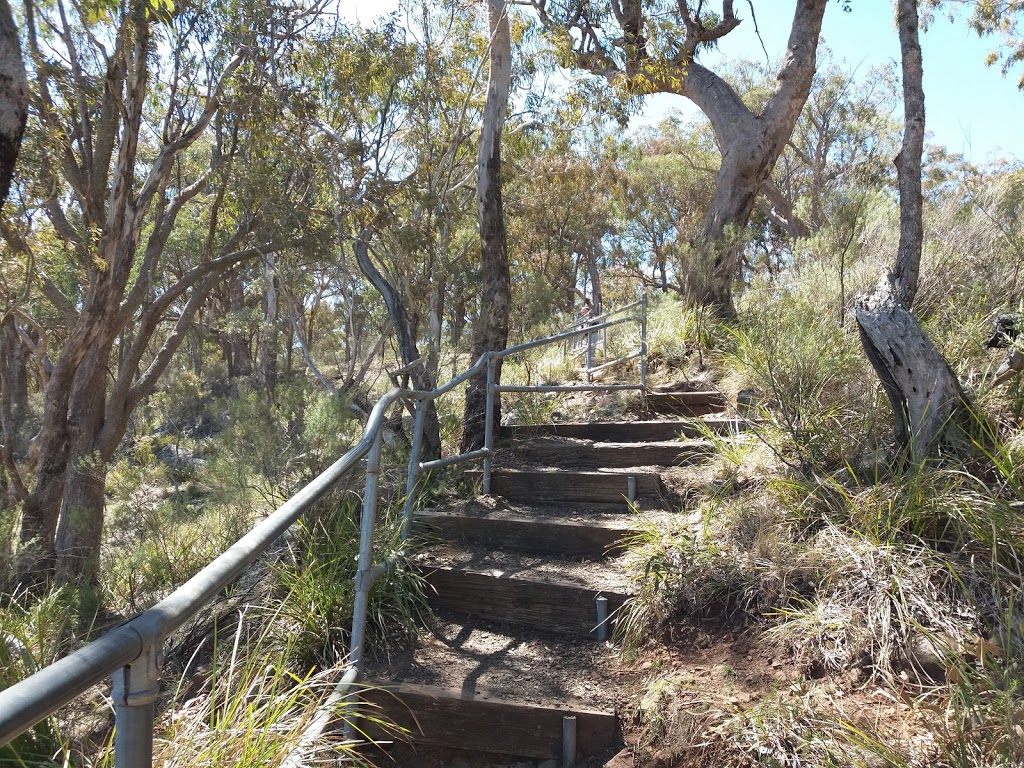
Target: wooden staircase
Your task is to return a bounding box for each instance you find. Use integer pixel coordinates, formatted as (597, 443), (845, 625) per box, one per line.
(363, 388), (731, 766)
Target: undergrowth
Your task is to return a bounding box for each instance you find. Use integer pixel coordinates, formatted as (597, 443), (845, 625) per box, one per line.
(622, 255), (1024, 765)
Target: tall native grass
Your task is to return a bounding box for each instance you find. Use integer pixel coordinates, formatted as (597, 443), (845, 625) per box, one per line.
(644, 294), (729, 375)
(141, 611), (398, 767)
(273, 495), (431, 669)
(0, 586), (83, 765)
(621, 195), (1024, 763)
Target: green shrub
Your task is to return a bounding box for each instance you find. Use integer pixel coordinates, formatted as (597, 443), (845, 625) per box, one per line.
(147, 613), (389, 767)
(726, 288), (879, 471)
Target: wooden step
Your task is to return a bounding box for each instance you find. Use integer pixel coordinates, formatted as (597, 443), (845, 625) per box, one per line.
(645, 390), (728, 416)
(500, 416), (746, 442)
(515, 438), (711, 469)
(421, 564), (630, 637)
(362, 682), (619, 760)
(464, 468), (661, 503)
(365, 615), (622, 712)
(413, 508), (635, 558)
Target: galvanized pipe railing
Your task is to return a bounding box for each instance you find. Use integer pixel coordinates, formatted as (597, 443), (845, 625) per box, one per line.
(0, 295), (648, 765)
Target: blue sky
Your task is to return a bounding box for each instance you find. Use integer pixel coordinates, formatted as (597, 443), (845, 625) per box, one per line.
(344, 1), (1024, 163)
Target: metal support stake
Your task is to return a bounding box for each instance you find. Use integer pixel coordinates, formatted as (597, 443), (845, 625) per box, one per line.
(640, 293), (648, 393)
(585, 328), (595, 383)
(482, 355), (496, 495)
(400, 402), (428, 542)
(627, 475), (637, 503)
(596, 596), (609, 643)
(344, 430), (384, 740)
(562, 715), (577, 768)
(112, 642), (161, 768)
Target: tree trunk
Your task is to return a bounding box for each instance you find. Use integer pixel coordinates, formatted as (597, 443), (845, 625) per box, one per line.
(856, 4), (963, 459)
(54, 347), (109, 580)
(687, 142), (770, 315)
(0, 315), (29, 505)
(462, 0), (512, 453)
(353, 236), (442, 460)
(227, 277), (253, 378)
(587, 252), (603, 316)
(426, 275), (445, 386)
(891, 0), (925, 308)
(1, 315), (29, 418)
(451, 294), (467, 350)
(855, 277), (966, 458)
(0, 0), (28, 211)
(257, 253), (279, 395)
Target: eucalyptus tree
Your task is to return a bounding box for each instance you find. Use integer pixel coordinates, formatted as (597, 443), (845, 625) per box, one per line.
(0, 0), (308, 580)
(755, 60), (900, 240)
(462, 0), (513, 451)
(614, 123), (717, 293)
(529, 0), (829, 316)
(280, 8), (487, 459)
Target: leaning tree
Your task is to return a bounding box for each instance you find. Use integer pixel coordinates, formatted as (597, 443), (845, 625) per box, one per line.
(855, 0), (968, 459)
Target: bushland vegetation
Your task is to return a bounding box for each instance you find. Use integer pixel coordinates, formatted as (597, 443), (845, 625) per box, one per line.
(0, 0), (1023, 764)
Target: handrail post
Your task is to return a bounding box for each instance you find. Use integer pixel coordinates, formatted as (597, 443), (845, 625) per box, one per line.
(640, 293), (648, 392)
(112, 642), (160, 767)
(343, 428), (384, 741)
(349, 429), (384, 676)
(401, 401), (427, 542)
(482, 355), (496, 495)
(585, 327), (594, 383)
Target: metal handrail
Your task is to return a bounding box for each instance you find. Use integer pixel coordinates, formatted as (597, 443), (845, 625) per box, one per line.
(0, 294), (648, 765)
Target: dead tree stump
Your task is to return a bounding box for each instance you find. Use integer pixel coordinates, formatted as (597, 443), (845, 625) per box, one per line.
(855, 276), (968, 458)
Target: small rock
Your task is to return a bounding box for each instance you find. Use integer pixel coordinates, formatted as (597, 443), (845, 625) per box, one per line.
(538, 760), (559, 768)
(604, 749), (635, 767)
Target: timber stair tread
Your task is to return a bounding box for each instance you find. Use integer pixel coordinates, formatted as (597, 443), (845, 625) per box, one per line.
(366, 614), (620, 707)
(362, 680), (619, 760)
(500, 415), (748, 442)
(413, 507), (637, 558)
(361, 614), (621, 760)
(416, 546), (631, 637)
(508, 437), (712, 469)
(464, 467), (663, 503)
(415, 544), (633, 595)
(415, 496), (657, 522)
(645, 389), (728, 417)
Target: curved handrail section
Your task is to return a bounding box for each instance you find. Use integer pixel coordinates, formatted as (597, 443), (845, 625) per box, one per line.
(0, 295), (648, 765)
